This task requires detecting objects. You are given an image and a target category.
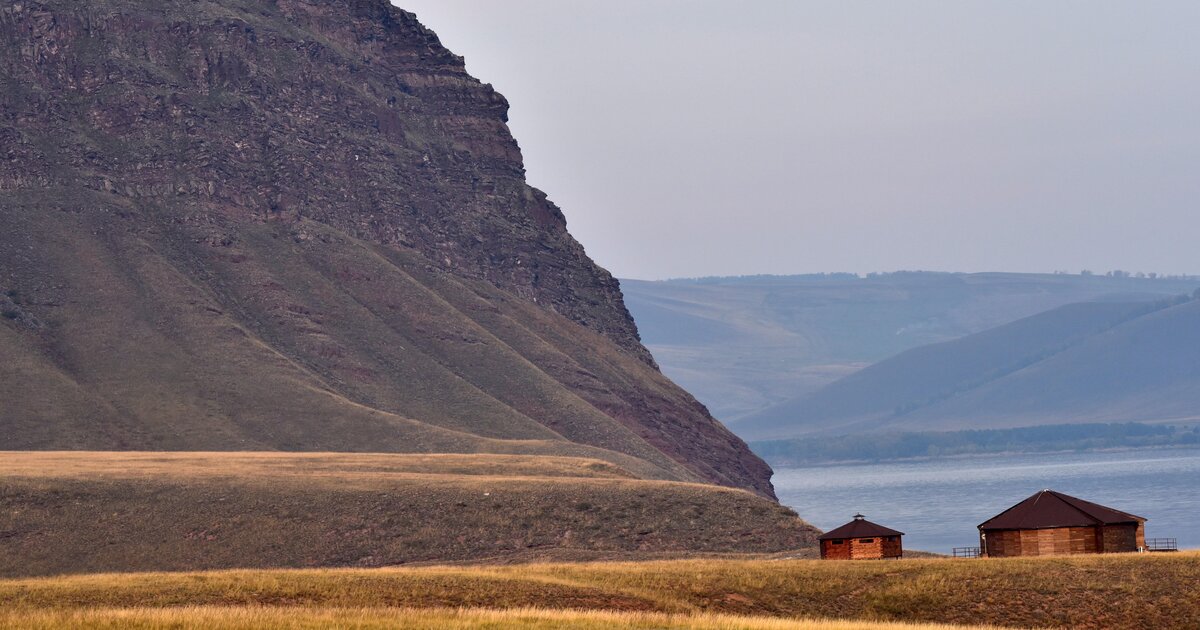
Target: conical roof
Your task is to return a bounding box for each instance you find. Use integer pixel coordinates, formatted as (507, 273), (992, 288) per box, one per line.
(818, 514), (904, 541)
(978, 489), (1144, 531)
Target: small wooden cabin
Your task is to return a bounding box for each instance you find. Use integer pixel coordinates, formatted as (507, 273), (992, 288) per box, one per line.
(979, 489), (1145, 557)
(819, 514), (904, 560)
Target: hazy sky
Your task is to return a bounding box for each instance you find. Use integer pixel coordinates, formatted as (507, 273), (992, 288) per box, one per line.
(396, 1), (1200, 280)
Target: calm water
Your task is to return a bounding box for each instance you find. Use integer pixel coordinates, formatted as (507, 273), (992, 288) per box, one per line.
(773, 447), (1200, 553)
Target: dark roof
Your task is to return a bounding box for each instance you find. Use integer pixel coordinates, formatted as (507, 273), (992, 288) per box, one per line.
(818, 514), (904, 541)
(978, 489), (1145, 531)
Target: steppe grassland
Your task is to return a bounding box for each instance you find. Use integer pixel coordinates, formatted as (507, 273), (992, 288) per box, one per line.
(0, 606), (1014, 629)
(3, 554), (1198, 629)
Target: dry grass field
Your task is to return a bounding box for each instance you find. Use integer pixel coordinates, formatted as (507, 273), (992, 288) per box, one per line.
(2, 554), (1197, 629)
(0, 451), (640, 482)
(0, 607), (1011, 630)
(0, 452), (819, 577)
(3, 453), (1194, 629)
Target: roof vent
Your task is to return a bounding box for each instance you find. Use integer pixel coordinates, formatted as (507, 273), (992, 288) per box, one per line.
(853, 513), (865, 520)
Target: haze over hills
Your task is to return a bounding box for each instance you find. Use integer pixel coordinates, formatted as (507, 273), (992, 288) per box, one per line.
(0, 0), (796, 564)
(740, 293), (1200, 443)
(623, 272), (1200, 424)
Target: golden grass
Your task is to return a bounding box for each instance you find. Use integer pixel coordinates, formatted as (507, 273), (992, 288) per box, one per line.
(0, 453), (819, 577)
(3, 554), (1197, 629)
(0, 451), (637, 482)
(0, 606), (1008, 630)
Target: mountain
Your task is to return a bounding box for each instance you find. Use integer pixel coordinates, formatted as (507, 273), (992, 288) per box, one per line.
(622, 272), (1200, 423)
(739, 295), (1200, 440)
(0, 0), (775, 499)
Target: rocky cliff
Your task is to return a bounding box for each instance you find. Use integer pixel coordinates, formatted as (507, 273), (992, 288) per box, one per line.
(2, 0), (644, 359)
(0, 0), (776, 498)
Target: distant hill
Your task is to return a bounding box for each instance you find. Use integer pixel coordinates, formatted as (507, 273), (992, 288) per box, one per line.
(622, 273), (1200, 423)
(739, 295), (1200, 440)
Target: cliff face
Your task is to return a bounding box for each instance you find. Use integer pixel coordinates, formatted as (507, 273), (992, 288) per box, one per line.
(0, 0), (776, 498)
(1, 0), (645, 361)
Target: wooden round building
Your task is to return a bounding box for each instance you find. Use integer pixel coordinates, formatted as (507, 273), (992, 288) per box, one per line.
(978, 489), (1146, 557)
(818, 514), (904, 560)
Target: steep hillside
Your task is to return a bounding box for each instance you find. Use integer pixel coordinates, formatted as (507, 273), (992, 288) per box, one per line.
(623, 273), (1200, 423)
(0, 1), (773, 497)
(740, 296), (1200, 439)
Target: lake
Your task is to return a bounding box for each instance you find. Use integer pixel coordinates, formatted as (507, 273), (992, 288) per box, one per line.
(772, 447), (1200, 554)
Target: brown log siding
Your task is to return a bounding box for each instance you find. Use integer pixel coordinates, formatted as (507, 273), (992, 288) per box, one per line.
(1101, 523), (1144, 553)
(821, 539), (850, 560)
(821, 536), (902, 560)
(982, 523), (1144, 557)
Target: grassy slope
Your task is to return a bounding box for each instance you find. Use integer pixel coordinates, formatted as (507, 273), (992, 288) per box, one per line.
(0, 192), (775, 494)
(0, 451), (640, 481)
(2, 554), (1198, 629)
(0, 453), (818, 577)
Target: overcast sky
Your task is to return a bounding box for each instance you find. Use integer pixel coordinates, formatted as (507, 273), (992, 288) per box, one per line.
(396, 1), (1200, 280)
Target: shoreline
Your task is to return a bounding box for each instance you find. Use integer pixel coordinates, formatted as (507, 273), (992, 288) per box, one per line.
(760, 443), (1200, 469)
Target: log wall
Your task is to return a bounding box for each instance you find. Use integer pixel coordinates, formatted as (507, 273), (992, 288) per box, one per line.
(821, 539), (850, 560)
(1100, 523), (1143, 553)
(821, 536), (902, 560)
(983, 526), (1097, 557)
(982, 523), (1144, 557)
(880, 535), (903, 559)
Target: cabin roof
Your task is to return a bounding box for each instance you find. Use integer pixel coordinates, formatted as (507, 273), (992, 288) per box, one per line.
(978, 489), (1145, 531)
(818, 514), (904, 540)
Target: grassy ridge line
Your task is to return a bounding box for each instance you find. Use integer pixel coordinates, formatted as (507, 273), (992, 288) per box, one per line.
(0, 464), (817, 576)
(2, 555), (1197, 629)
(0, 452), (639, 481)
(0, 606), (1009, 630)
